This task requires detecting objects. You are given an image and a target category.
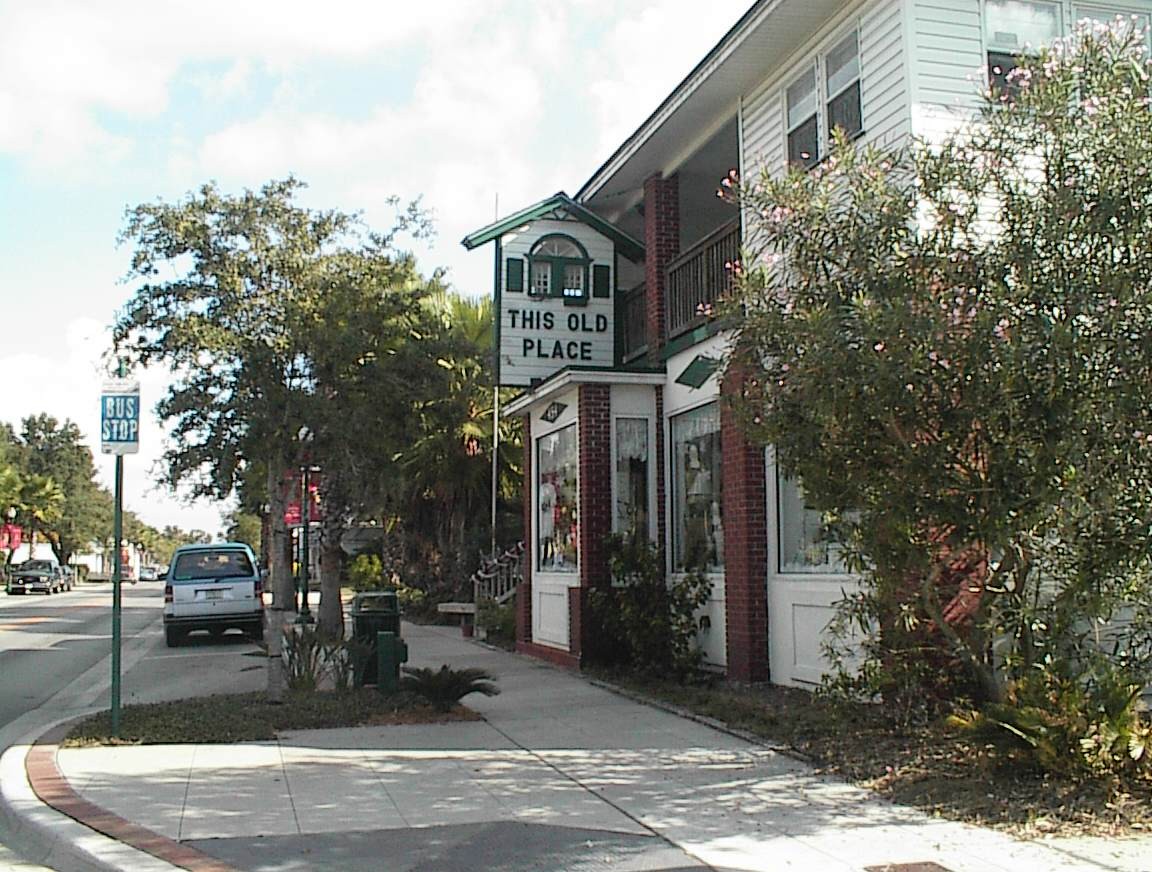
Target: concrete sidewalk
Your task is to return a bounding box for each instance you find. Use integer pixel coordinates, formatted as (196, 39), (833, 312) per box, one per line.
(23, 624), (1152, 871)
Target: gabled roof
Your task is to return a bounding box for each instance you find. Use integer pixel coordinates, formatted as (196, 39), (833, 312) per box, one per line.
(460, 192), (645, 263)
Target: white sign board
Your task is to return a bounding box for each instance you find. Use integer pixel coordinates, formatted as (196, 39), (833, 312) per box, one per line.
(100, 380), (140, 455)
(499, 219), (615, 387)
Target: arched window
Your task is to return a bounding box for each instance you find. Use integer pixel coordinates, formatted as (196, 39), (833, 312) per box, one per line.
(528, 234), (590, 304)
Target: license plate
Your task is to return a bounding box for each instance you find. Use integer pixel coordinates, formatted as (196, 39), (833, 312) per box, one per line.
(203, 589), (224, 600)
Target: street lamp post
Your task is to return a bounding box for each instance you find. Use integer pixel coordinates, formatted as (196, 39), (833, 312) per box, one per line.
(296, 427), (316, 625)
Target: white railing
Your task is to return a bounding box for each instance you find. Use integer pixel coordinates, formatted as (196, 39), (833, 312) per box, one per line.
(472, 541), (525, 605)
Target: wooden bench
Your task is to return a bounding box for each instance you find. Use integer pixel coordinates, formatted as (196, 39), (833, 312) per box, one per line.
(437, 602), (476, 637)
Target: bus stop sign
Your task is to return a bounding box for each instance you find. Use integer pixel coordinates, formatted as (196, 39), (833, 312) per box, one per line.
(101, 380), (140, 455)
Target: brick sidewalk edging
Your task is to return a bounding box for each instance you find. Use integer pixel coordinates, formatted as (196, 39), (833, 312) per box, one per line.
(25, 721), (238, 872)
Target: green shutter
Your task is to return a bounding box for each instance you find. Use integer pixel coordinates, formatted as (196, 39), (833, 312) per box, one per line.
(592, 264), (610, 298)
(506, 258), (524, 293)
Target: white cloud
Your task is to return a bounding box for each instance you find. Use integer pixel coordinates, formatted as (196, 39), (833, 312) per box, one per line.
(0, 316), (228, 537)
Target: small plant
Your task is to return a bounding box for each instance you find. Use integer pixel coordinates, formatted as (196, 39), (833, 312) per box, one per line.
(399, 665), (500, 711)
(477, 597), (516, 648)
(587, 534), (712, 679)
(348, 553), (388, 590)
(948, 657), (1152, 781)
(282, 625), (326, 691)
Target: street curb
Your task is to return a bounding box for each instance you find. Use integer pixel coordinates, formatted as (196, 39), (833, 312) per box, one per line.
(0, 714), (173, 872)
(21, 721), (239, 872)
(0, 714), (202, 872)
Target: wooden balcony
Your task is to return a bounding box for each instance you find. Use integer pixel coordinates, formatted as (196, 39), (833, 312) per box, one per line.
(665, 219), (740, 338)
(617, 281), (648, 363)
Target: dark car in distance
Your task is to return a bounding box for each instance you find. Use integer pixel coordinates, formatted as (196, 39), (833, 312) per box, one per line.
(6, 560), (65, 595)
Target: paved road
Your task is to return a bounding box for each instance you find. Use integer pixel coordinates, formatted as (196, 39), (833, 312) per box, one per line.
(0, 581), (268, 870)
(0, 583), (160, 730)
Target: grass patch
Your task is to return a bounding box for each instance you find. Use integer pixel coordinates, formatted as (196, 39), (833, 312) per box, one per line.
(596, 671), (1152, 839)
(64, 689), (481, 747)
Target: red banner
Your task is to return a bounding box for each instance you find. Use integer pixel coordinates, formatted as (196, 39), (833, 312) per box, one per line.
(282, 472), (323, 526)
(0, 524), (22, 551)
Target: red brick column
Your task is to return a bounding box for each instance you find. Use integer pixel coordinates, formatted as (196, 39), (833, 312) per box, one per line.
(643, 173), (679, 362)
(574, 383), (612, 661)
(517, 413), (533, 647)
(721, 368), (769, 682)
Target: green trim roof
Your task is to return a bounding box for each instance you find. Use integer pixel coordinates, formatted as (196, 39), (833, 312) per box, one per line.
(461, 192), (645, 263)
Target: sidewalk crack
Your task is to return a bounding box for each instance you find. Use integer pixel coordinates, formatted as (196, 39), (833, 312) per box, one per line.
(177, 743), (197, 841)
(276, 737), (303, 834)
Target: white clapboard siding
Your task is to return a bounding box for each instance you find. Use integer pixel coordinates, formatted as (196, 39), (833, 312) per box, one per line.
(860, 0), (910, 149)
(909, 0), (984, 143)
(742, 83), (785, 181)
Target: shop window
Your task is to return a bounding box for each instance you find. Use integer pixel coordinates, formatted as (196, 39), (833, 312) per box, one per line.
(614, 418), (649, 540)
(537, 424), (578, 572)
(777, 471), (848, 574)
(528, 234), (590, 305)
(985, 0), (1061, 94)
(671, 403), (723, 571)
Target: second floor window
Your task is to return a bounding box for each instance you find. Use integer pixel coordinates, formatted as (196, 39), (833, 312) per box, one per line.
(985, 0), (1061, 93)
(786, 28), (862, 170)
(528, 235), (590, 304)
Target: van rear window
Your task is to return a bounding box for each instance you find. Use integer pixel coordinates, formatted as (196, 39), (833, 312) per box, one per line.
(171, 550), (254, 582)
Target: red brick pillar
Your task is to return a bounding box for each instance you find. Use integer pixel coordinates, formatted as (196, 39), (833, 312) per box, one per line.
(517, 413), (533, 648)
(721, 368), (769, 682)
(574, 383), (612, 661)
(644, 173), (679, 363)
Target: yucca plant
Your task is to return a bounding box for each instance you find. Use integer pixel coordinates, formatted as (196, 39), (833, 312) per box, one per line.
(400, 665), (499, 711)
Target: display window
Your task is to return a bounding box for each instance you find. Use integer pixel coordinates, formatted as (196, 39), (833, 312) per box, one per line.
(537, 424), (578, 572)
(614, 418), (650, 540)
(777, 471), (849, 574)
(671, 403), (723, 570)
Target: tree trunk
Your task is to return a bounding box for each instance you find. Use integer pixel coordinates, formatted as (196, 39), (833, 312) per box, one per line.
(264, 464), (292, 703)
(316, 471), (348, 640)
(318, 530), (344, 640)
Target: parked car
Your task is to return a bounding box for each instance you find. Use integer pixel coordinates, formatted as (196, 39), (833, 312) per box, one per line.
(139, 565), (158, 581)
(6, 559), (65, 595)
(163, 542), (265, 647)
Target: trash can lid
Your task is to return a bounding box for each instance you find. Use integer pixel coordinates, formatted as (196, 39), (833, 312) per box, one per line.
(351, 590), (401, 611)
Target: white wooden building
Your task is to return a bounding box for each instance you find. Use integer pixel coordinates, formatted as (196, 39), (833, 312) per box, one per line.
(464, 0), (1152, 683)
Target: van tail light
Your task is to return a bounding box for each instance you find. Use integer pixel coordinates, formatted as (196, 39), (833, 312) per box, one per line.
(254, 576), (264, 606)
(164, 583), (173, 603)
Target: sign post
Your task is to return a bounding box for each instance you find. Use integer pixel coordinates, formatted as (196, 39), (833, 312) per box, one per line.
(101, 365), (139, 737)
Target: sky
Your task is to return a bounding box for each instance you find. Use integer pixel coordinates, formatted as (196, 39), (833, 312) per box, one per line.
(0, 0), (752, 538)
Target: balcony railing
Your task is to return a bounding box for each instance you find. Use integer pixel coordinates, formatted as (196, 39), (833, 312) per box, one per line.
(665, 219), (740, 338)
(617, 281), (647, 362)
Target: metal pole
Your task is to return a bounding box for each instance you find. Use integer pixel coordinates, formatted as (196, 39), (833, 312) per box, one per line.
(110, 361), (125, 737)
(491, 386), (499, 557)
(298, 466), (312, 622)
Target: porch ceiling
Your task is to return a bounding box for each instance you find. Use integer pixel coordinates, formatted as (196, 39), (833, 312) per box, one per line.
(578, 0), (844, 221)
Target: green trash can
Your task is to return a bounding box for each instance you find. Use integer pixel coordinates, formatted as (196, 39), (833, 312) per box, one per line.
(350, 591), (402, 686)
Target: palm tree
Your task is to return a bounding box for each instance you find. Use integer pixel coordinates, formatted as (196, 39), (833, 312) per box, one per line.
(394, 293), (522, 578)
(18, 474), (64, 560)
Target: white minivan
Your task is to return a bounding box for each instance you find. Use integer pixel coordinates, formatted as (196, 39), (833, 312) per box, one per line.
(162, 542), (265, 647)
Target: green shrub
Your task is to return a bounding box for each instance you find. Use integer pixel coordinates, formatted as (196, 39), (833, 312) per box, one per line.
(399, 665), (500, 711)
(348, 554), (387, 590)
(477, 597), (516, 648)
(283, 625), (326, 692)
(587, 535), (712, 679)
(949, 657), (1152, 781)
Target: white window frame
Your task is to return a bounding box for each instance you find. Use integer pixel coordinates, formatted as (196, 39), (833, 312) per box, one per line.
(784, 25), (863, 170)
